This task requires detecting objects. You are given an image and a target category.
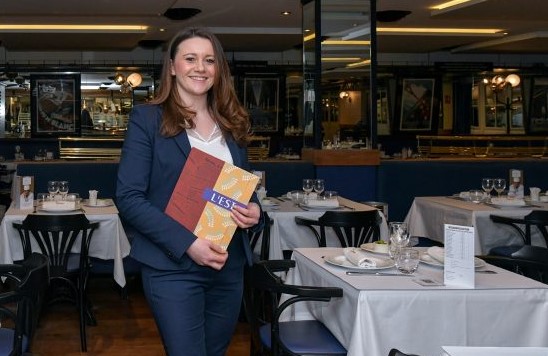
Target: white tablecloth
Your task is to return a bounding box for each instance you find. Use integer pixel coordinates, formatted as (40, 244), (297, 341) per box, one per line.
(260, 197), (389, 260)
(284, 247), (548, 356)
(0, 200), (131, 286)
(404, 196), (548, 254)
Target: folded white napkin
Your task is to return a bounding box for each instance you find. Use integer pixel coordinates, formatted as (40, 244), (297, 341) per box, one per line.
(427, 246), (445, 263)
(42, 200), (76, 211)
(343, 248), (379, 267)
(490, 197), (526, 206)
(459, 191), (470, 199)
(304, 198), (339, 208)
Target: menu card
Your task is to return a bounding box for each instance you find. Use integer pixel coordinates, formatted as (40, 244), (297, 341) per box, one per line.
(443, 224), (475, 288)
(165, 147), (259, 250)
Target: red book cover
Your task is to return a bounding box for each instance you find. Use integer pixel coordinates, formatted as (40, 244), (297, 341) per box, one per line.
(165, 147), (260, 249)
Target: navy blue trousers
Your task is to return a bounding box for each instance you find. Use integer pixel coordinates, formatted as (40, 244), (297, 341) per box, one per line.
(141, 243), (246, 356)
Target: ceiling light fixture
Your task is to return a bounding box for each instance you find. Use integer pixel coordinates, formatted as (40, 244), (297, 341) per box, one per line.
(377, 27), (502, 35)
(322, 40), (370, 45)
(322, 57), (361, 62)
(281, 11), (291, 16)
(431, 0), (477, 11)
(346, 59), (371, 68)
(0, 24), (148, 33)
(490, 74), (521, 92)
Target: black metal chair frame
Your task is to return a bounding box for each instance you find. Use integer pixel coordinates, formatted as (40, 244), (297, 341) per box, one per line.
(249, 211), (273, 261)
(295, 210), (382, 248)
(0, 253), (49, 356)
(478, 245), (548, 283)
(243, 259), (346, 356)
(490, 210), (548, 247)
(13, 213), (99, 352)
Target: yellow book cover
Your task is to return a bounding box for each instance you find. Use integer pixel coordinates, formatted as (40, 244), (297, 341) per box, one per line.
(165, 147), (260, 250)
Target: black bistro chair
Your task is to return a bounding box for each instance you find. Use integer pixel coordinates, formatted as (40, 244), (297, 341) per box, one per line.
(478, 245), (548, 283)
(489, 210), (548, 256)
(13, 213), (99, 352)
(0, 253), (49, 356)
(295, 210), (382, 248)
(243, 259), (346, 356)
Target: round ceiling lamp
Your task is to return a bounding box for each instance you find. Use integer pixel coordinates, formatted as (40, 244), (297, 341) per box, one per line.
(126, 72), (143, 87)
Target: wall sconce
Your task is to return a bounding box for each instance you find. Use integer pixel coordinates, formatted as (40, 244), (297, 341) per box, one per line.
(112, 72), (143, 92)
(113, 72), (125, 85)
(489, 74), (521, 92)
(339, 91), (351, 103)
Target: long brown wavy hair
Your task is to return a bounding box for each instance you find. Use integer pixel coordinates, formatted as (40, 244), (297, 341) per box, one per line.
(149, 27), (250, 145)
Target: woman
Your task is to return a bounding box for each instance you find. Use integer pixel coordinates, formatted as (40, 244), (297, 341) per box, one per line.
(116, 27), (264, 356)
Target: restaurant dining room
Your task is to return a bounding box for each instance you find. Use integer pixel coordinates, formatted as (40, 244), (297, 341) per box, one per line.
(1, 0), (548, 355)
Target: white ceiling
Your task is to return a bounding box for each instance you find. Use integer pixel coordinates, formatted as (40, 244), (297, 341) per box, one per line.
(1, 0), (548, 88)
(0, 0), (546, 55)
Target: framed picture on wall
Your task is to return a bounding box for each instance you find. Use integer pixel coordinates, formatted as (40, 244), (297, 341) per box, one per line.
(399, 78), (435, 131)
(244, 77), (279, 132)
(30, 74), (81, 137)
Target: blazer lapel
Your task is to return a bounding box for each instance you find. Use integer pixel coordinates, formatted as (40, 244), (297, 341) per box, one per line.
(173, 131), (192, 158)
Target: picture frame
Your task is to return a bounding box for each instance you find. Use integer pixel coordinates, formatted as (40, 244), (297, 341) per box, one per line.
(399, 78), (435, 131)
(30, 74), (81, 137)
(244, 77), (279, 132)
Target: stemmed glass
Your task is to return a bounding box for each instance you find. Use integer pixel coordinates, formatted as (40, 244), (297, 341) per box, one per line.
(58, 181), (69, 200)
(47, 180), (59, 199)
(481, 178), (494, 202)
(302, 179), (314, 199)
(388, 222), (410, 259)
(313, 179), (325, 198)
(493, 178), (506, 198)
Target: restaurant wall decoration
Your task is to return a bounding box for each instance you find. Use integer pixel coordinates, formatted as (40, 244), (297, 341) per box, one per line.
(399, 78), (435, 131)
(243, 77), (279, 132)
(30, 74), (81, 137)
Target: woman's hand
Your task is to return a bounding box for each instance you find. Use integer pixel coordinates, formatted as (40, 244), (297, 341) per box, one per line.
(231, 202), (260, 229)
(186, 239), (228, 270)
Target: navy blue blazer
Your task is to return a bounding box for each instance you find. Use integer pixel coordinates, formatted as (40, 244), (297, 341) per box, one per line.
(116, 104), (264, 270)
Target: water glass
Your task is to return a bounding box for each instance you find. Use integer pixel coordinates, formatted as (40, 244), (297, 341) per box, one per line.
(389, 221), (409, 259)
(395, 248), (420, 274)
(58, 181), (69, 200)
(493, 178), (506, 197)
(302, 179), (314, 196)
(47, 180), (59, 198)
(313, 179), (325, 197)
(468, 189), (485, 204)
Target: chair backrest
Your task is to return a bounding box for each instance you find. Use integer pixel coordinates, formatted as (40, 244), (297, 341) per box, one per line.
(243, 260), (344, 356)
(318, 210), (382, 247)
(479, 245), (548, 283)
(524, 210), (548, 247)
(249, 211), (273, 261)
(0, 252), (49, 356)
(13, 214), (99, 277)
(388, 348), (420, 356)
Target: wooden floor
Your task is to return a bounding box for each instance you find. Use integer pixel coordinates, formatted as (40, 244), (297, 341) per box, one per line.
(30, 276), (251, 355)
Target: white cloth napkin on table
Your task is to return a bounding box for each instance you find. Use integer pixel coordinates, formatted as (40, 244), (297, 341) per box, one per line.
(490, 197), (526, 206)
(304, 198), (339, 208)
(427, 246), (445, 264)
(343, 248), (379, 268)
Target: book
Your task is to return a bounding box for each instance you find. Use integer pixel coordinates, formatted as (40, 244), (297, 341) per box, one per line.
(165, 147), (260, 250)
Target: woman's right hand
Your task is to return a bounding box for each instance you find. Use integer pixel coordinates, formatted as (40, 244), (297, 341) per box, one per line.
(186, 238), (228, 270)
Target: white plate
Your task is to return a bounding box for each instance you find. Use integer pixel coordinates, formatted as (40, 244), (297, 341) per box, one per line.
(299, 203), (342, 211)
(486, 202), (536, 209)
(37, 207), (81, 213)
(360, 242), (389, 255)
(324, 254), (395, 270)
(82, 199), (114, 207)
(260, 199), (279, 207)
(420, 253), (486, 268)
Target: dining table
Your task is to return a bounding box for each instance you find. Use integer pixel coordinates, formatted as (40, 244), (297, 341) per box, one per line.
(283, 247), (548, 356)
(404, 196), (548, 254)
(259, 196), (389, 260)
(0, 199), (131, 287)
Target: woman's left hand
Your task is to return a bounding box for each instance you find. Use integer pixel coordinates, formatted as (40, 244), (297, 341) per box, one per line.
(231, 202), (260, 229)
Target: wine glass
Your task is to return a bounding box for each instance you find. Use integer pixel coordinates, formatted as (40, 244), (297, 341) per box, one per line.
(58, 181), (69, 200)
(388, 222), (410, 259)
(47, 180), (59, 199)
(313, 179), (325, 198)
(302, 179), (314, 198)
(493, 178), (506, 198)
(481, 178), (494, 202)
